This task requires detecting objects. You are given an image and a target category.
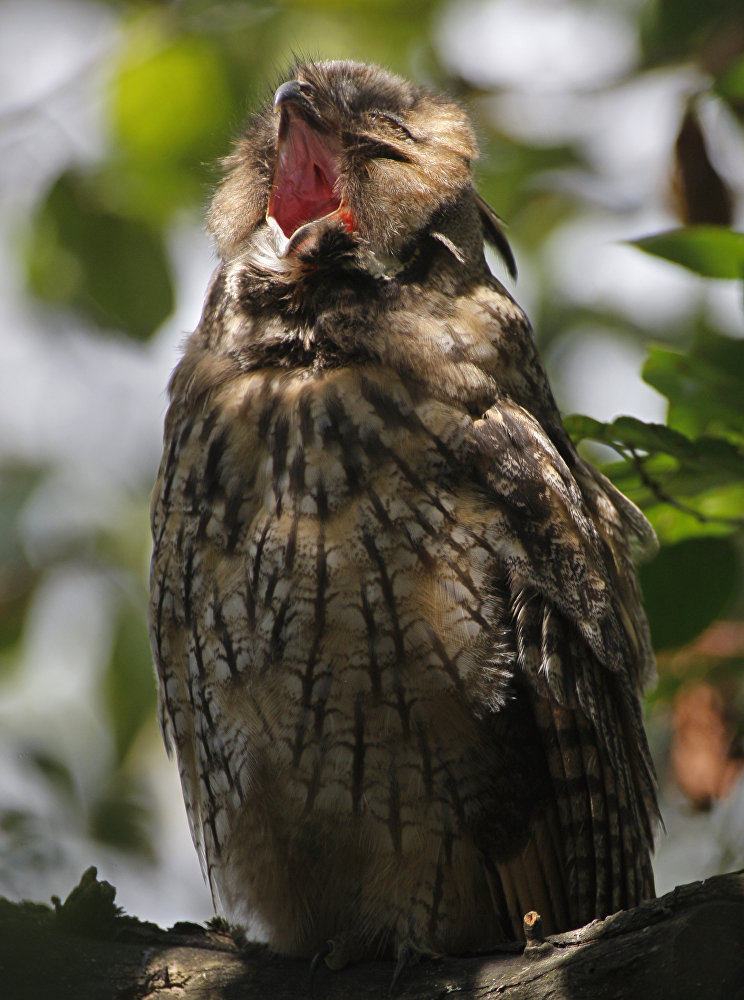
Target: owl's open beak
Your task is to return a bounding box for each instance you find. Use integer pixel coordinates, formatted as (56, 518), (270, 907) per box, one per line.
(267, 82), (345, 255)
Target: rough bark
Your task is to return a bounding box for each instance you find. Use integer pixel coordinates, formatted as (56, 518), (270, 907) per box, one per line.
(2, 867), (743, 1000)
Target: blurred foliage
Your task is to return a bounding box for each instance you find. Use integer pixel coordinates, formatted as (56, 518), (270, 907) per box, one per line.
(631, 227), (744, 280)
(2, 0), (744, 892)
(0, 465), (44, 659)
(28, 170), (174, 338)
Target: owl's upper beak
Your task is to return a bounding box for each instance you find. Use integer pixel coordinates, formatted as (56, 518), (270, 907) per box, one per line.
(273, 81), (323, 126)
(267, 81), (346, 255)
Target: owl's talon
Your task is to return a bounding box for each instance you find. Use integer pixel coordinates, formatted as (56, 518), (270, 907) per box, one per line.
(308, 941), (331, 998)
(389, 941), (423, 996)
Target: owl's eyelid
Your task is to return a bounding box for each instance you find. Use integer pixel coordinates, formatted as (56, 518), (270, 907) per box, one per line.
(349, 134), (414, 164)
(370, 111), (417, 141)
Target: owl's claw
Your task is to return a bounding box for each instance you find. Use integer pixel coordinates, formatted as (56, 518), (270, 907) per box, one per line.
(308, 941), (332, 999)
(389, 940), (424, 996)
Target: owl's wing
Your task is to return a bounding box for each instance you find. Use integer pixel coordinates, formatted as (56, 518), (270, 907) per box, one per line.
(470, 397), (658, 933)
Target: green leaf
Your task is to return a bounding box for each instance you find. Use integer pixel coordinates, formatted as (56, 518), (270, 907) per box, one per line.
(643, 335), (744, 439)
(88, 772), (154, 858)
(644, 483), (744, 543)
(112, 27), (233, 168)
(0, 464), (44, 656)
(565, 413), (737, 466)
(640, 0), (743, 65)
(565, 408), (744, 544)
(28, 749), (77, 802)
(629, 226), (744, 279)
(716, 54), (744, 103)
(640, 537), (740, 649)
(27, 170), (174, 339)
(103, 599), (157, 765)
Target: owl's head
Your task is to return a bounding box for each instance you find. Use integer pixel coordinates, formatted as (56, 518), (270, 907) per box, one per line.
(208, 60), (515, 278)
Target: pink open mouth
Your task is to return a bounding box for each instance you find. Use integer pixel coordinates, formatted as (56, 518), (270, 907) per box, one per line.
(267, 111), (343, 241)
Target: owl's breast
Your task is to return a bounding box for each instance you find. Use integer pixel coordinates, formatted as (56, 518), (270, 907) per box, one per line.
(151, 356), (519, 890)
(231, 364), (505, 697)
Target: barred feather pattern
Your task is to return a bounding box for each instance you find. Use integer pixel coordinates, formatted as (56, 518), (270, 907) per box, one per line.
(149, 59), (658, 966)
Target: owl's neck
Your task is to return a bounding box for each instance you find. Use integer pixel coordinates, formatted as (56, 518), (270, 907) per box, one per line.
(194, 255), (517, 428)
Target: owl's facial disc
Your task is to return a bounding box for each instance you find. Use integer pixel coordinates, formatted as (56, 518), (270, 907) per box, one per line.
(267, 82), (351, 257)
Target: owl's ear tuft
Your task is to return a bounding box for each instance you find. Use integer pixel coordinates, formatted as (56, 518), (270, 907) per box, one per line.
(475, 192), (517, 280)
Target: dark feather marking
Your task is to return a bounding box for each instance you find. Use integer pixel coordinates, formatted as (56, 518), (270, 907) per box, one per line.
(399, 520), (435, 572)
(269, 591), (293, 663)
(178, 416), (195, 448)
(257, 391), (277, 441)
(152, 552), (171, 682)
(381, 444), (456, 525)
(181, 543), (194, 623)
(243, 571), (256, 632)
(416, 727), (433, 798)
(159, 435), (180, 509)
(315, 477), (329, 522)
(272, 412), (290, 500)
(183, 465), (200, 516)
(215, 600), (239, 677)
(298, 390), (316, 447)
(189, 624), (222, 855)
(428, 851), (444, 936)
(442, 825), (454, 868)
(387, 762), (402, 853)
(204, 430), (227, 497)
(445, 781), (466, 834)
(359, 375), (412, 427)
(285, 509), (299, 571)
(251, 520), (272, 593)
(360, 529), (409, 735)
(196, 506), (212, 542)
(293, 522), (327, 767)
(198, 408), (220, 444)
(420, 621), (466, 698)
(262, 567), (279, 609)
(190, 619), (208, 681)
(323, 389), (366, 491)
(289, 446), (306, 495)
(224, 491), (245, 552)
(359, 584), (382, 699)
(365, 485), (396, 533)
(206, 812), (222, 857)
(352, 692), (366, 816)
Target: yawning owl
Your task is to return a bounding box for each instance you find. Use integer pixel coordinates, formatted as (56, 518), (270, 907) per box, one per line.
(149, 60), (658, 968)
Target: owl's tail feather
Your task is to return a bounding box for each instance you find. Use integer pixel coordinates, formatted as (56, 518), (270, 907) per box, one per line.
(489, 703), (654, 941)
(507, 585), (656, 935)
(491, 801), (572, 940)
(529, 680), (655, 931)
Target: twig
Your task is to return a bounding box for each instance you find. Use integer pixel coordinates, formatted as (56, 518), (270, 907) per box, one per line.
(629, 448), (744, 529)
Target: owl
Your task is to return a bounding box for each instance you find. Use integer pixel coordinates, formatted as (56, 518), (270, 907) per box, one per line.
(149, 60), (658, 969)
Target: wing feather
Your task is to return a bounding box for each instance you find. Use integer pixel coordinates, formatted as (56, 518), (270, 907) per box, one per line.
(470, 396), (658, 931)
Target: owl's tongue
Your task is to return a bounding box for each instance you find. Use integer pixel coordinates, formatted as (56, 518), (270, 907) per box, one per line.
(268, 113), (341, 240)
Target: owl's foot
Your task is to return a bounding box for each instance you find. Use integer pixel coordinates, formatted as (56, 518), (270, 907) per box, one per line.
(308, 933), (434, 996)
(323, 934), (369, 970)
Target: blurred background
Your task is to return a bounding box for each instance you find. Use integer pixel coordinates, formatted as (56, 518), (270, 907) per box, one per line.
(1, 0), (743, 928)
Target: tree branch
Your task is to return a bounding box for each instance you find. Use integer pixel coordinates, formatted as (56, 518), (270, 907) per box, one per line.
(2, 867), (743, 1000)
